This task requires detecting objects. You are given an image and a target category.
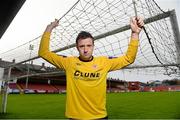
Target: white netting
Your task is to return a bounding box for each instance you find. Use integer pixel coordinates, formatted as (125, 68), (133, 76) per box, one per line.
(0, 0), (179, 78)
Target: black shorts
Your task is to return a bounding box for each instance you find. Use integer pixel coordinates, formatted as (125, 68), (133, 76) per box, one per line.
(97, 116), (108, 120)
(69, 116), (108, 120)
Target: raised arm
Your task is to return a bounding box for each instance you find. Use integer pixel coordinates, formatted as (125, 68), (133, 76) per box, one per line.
(130, 16), (144, 40)
(44, 19), (59, 33)
(123, 16), (144, 64)
(38, 19), (59, 57)
(108, 17), (144, 71)
(38, 19), (68, 70)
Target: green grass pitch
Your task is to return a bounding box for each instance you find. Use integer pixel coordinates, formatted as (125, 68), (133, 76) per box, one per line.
(0, 92), (180, 119)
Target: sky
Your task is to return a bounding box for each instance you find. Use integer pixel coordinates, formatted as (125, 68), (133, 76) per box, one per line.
(0, 0), (179, 82)
(0, 0), (77, 53)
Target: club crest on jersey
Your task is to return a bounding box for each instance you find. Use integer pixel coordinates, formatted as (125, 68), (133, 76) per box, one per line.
(92, 64), (98, 69)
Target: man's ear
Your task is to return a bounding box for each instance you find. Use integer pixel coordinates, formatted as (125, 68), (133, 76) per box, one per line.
(76, 45), (79, 51)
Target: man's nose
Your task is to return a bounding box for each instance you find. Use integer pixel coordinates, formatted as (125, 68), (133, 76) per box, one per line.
(84, 47), (88, 53)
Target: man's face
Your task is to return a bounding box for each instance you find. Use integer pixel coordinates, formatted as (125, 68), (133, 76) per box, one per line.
(77, 38), (94, 61)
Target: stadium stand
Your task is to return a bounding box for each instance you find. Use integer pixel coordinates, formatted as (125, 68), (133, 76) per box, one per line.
(1, 59), (180, 94)
(127, 81), (141, 92)
(53, 85), (66, 93)
(143, 85), (180, 92)
(18, 83), (58, 93)
(8, 83), (20, 93)
(8, 83), (18, 89)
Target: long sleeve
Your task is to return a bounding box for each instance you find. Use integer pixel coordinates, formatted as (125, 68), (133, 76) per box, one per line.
(108, 39), (139, 71)
(38, 32), (69, 70)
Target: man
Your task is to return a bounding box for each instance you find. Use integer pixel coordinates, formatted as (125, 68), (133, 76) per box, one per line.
(39, 17), (144, 119)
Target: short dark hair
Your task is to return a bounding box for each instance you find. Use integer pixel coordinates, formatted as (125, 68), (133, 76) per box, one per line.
(76, 31), (94, 45)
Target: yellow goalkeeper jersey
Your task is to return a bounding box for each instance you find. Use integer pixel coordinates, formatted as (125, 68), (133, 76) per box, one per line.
(39, 32), (139, 119)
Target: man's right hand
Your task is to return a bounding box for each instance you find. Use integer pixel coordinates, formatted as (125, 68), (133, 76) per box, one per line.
(45, 19), (59, 33)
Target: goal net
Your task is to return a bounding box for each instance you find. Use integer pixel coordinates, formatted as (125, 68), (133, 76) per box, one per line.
(0, 0), (179, 79)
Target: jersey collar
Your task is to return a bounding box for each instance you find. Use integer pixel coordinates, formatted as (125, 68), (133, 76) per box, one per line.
(78, 56), (94, 62)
